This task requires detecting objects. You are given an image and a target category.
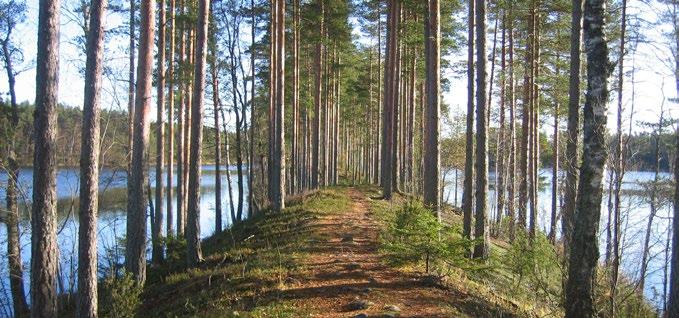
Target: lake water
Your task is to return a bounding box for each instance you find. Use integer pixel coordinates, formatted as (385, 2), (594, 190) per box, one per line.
(0, 165), (248, 314)
(0, 167), (672, 312)
(443, 168), (674, 309)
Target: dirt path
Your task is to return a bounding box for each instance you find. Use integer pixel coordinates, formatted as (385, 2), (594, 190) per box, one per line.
(283, 187), (456, 317)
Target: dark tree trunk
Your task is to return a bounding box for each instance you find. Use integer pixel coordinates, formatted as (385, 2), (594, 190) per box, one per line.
(519, 2), (534, 233)
(270, 0), (286, 211)
(462, 0), (474, 241)
(495, 14), (507, 229)
(166, 0), (175, 237)
(564, 0), (610, 316)
(507, 4), (516, 242)
(669, 116), (679, 318)
(176, 0), (185, 237)
(153, 0), (166, 265)
(126, 0), (155, 285)
(668, 3), (679, 316)
(212, 51), (222, 233)
(291, 0), (299, 194)
(423, 0), (440, 215)
(186, 0), (209, 267)
(473, 0), (489, 259)
(312, 0), (324, 190)
(562, 0), (583, 263)
(248, 0), (256, 217)
(31, 0), (61, 314)
(128, 0), (136, 171)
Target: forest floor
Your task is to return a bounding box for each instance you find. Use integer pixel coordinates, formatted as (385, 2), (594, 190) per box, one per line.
(140, 185), (541, 317)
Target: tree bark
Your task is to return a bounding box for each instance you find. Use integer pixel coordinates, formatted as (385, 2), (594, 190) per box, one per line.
(31, 0), (61, 314)
(668, 3), (679, 316)
(311, 0), (324, 190)
(77, 0), (106, 315)
(166, 0), (175, 237)
(564, 0), (609, 315)
(186, 0), (209, 267)
(462, 0), (474, 241)
(248, 0), (256, 217)
(176, 0), (185, 237)
(423, 0), (440, 216)
(212, 48), (222, 233)
(153, 0), (166, 265)
(669, 110), (679, 318)
(495, 14), (507, 229)
(128, 0), (136, 172)
(563, 0), (583, 262)
(507, 4), (516, 242)
(291, 0), (299, 194)
(473, 0), (489, 259)
(519, 1), (534, 232)
(126, 0), (155, 285)
(269, 0), (285, 211)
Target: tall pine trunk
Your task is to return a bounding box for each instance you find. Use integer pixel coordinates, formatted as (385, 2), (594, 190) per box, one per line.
(473, 0), (489, 259)
(423, 0), (440, 215)
(166, 0), (175, 237)
(127, 0), (135, 171)
(176, 0), (185, 236)
(153, 0), (166, 265)
(77, 0), (106, 315)
(126, 0), (155, 285)
(270, 0), (286, 211)
(312, 0), (324, 190)
(462, 0), (474, 241)
(186, 0), (209, 266)
(667, 2), (679, 315)
(669, 112), (679, 317)
(507, 3), (516, 242)
(212, 49), (222, 233)
(563, 0), (583, 263)
(31, 0), (61, 314)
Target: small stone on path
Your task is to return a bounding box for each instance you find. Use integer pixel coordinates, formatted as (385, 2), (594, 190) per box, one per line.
(384, 305), (400, 312)
(347, 298), (374, 311)
(342, 234), (355, 242)
(345, 262), (361, 270)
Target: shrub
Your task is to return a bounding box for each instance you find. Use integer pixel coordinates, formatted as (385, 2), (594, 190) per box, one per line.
(502, 231), (562, 304)
(381, 201), (474, 274)
(99, 271), (143, 318)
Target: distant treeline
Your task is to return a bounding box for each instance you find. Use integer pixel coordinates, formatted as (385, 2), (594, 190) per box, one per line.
(443, 128), (675, 173)
(0, 100), (222, 168)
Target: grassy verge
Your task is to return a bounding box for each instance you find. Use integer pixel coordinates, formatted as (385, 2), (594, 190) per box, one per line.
(139, 188), (350, 317)
(365, 184), (656, 318)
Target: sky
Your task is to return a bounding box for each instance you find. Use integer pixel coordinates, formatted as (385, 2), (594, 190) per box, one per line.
(0, 0), (677, 135)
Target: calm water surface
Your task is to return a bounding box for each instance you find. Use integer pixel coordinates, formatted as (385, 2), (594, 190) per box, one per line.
(0, 165), (247, 312)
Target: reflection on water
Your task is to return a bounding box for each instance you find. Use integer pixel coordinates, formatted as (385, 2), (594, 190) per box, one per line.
(443, 168), (673, 308)
(0, 165), (248, 309)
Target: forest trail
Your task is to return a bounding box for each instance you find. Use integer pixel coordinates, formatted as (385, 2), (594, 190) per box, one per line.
(283, 187), (456, 317)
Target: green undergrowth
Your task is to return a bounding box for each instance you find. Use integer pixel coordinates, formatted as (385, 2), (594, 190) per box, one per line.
(138, 189), (348, 317)
(368, 184), (657, 318)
